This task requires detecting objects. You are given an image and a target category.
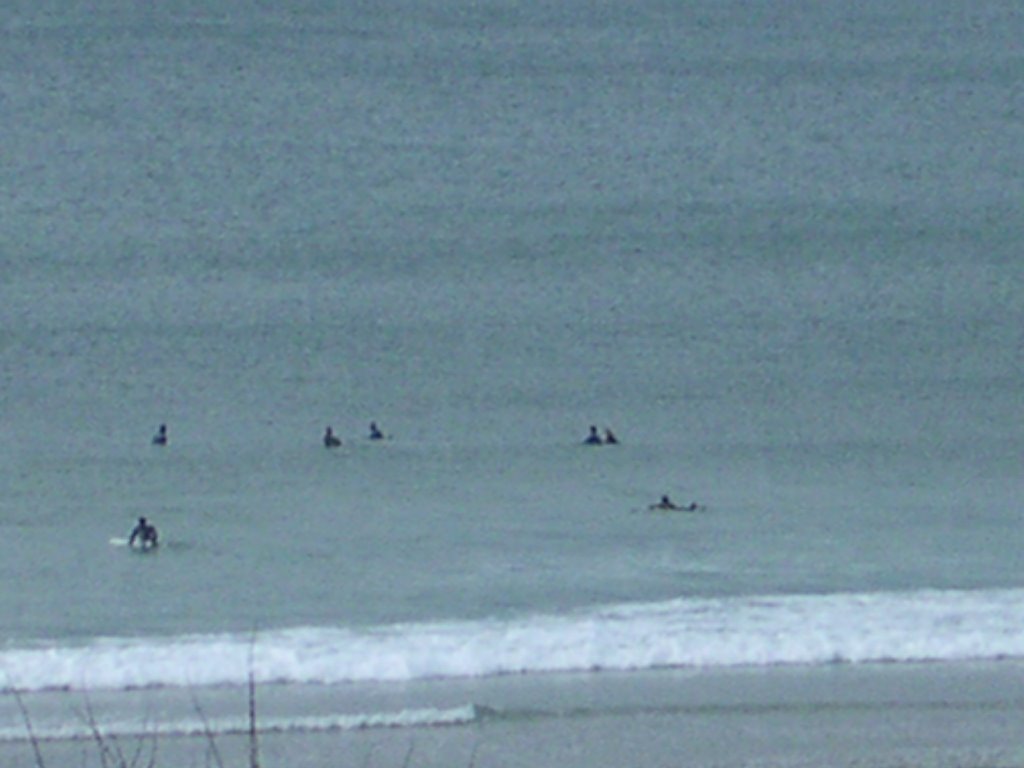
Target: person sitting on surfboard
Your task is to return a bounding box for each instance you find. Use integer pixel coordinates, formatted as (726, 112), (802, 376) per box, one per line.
(603, 428), (619, 445)
(128, 517), (159, 549)
(323, 426), (341, 448)
(152, 424), (167, 446)
(583, 425), (603, 445)
(368, 421), (385, 440)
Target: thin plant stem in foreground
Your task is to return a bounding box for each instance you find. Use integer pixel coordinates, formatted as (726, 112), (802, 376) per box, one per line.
(9, 686), (47, 768)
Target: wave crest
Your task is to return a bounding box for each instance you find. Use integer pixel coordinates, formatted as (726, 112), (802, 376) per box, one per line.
(4, 588), (1024, 693)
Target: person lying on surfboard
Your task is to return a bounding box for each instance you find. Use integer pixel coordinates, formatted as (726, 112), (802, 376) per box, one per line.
(128, 517), (159, 549)
(649, 495), (699, 512)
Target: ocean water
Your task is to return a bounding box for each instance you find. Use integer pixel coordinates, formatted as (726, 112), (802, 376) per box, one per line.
(2, 0), (1023, 762)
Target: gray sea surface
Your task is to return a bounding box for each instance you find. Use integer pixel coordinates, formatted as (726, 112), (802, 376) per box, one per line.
(1, 0), (1023, 763)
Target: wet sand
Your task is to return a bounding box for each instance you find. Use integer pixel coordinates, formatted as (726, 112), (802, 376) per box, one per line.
(5, 661), (1024, 767)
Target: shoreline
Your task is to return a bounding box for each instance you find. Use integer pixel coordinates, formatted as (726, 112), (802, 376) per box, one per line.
(5, 659), (1024, 767)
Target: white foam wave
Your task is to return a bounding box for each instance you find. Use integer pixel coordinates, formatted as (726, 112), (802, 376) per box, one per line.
(4, 588), (1024, 693)
(0, 704), (481, 744)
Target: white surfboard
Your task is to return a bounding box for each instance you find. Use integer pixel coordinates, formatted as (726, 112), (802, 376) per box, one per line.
(110, 537), (158, 551)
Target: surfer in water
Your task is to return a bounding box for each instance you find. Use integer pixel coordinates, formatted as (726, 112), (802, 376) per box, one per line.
(128, 517), (159, 549)
(323, 426), (341, 448)
(649, 495), (699, 512)
(603, 427), (619, 445)
(583, 425), (603, 445)
(368, 421), (385, 440)
(152, 424), (167, 446)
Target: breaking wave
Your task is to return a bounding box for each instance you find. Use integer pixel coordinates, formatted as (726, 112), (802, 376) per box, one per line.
(4, 588), (1024, 693)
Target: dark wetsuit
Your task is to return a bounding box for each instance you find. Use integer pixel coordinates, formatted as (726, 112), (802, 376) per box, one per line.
(129, 520), (159, 549)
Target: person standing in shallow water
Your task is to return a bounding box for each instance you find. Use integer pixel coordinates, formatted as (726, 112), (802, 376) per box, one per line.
(128, 517), (159, 549)
(152, 424), (167, 445)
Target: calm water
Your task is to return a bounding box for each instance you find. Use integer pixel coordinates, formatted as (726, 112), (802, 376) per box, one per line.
(1, 0), (1023, 735)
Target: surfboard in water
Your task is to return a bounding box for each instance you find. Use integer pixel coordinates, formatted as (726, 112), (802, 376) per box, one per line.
(110, 537), (159, 552)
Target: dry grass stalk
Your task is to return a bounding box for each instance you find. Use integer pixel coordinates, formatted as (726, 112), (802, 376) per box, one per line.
(247, 635), (261, 768)
(189, 689), (226, 768)
(8, 686), (47, 768)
